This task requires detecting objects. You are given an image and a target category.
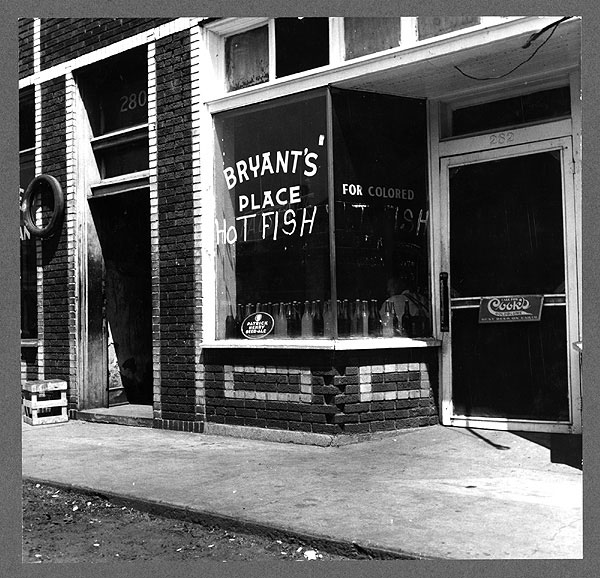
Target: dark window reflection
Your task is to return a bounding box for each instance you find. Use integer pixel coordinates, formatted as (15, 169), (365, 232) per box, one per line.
(452, 87), (571, 137)
(449, 152), (565, 297)
(275, 18), (329, 78)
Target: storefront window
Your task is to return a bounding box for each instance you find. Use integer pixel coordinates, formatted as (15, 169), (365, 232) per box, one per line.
(214, 88), (430, 341)
(214, 90), (331, 339)
(20, 88), (37, 339)
(331, 89), (431, 338)
(77, 46), (149, 179)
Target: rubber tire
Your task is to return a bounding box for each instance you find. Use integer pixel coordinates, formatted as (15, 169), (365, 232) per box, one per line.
(21, 174), (64, 239)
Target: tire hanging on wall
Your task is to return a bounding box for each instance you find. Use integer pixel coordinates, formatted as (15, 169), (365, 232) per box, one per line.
(21, 174), (65, 239)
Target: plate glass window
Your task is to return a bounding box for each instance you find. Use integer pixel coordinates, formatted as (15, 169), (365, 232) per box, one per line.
(214, 88), (431, 340)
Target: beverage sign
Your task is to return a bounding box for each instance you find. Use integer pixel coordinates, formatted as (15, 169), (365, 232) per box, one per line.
(478, 295), (544, 324)
(241, 312), (275, 339)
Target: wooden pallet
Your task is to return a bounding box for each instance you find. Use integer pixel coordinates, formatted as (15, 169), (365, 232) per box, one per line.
(22, 379), (68, 426)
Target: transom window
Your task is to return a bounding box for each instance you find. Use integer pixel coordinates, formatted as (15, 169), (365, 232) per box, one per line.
(76, 46), (149, 180)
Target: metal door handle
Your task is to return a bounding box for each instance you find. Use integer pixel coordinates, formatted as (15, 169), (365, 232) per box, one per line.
(440, 272), (449, 332)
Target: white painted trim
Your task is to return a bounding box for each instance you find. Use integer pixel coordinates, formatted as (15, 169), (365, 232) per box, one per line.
(329, 17), (344, 64)
(427, 99), (448, 424)
(198, 26), (217, 345)
(147, 40), (161, 415)
(439, 136), (581, 434)
(447, 416), (576, 434)
(201, 338), (441, 351)
(18, 18), (204, 89)
(34, 82), (43, 379)
(206, 17), (564, 113)
(33, 18), (40, 75)
(438, 118), (572, 157)
(65, 72), (79, 399)
(400, 17), (418, 47)
(268, 20), (276, 82)
(190, 24), (207, 421)
(569, 70), (582, 353)
(204, 17), (269, 36)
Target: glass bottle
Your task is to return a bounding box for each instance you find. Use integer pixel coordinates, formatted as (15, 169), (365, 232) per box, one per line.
(235, 304), (244, 338)
(352, 299), (362, 337)
(225, 304), (236, 339)
(361, 300), (369, 337)
(323, 300), (333, 338)
(382, 301), (394, 337)
(301, 300), (313, 338)
(275, 302), (287, 337)
(313, 300), (324, 337)
(402, 299), (412, 337)
(368, 299), (381, 337)
(338, 299), (350, 337)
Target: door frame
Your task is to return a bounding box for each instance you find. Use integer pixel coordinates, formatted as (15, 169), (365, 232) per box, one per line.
(433, 123), (581, 434)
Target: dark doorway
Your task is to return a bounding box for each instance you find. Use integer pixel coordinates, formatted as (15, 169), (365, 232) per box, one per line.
(88, 190), (153, 406)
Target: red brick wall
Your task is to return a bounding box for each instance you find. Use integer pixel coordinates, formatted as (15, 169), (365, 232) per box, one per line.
(39, 18), (172, 70)
(154, 30), (199, 431)
(19, 18), (35, 79)
(40, 78), (70, 389)
(203, 349), (439, 436)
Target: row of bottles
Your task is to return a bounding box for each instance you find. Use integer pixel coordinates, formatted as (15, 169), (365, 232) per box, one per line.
(225, 298), (415, 339)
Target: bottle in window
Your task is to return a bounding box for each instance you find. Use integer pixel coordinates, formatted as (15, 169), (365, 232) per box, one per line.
(225, 304), (236, 339)
(313, 300), (324, 337)
(338, 299), (350, 337)
(361, 300), (369, 337)
(235, 304), (244, 337)
(301, 300), (313, 338)
(368, 299), (381, 337)
(351, 299), (362, 337)
(402, 299), (412, 337)
(382, 301), (394, 337)
(323, 300), (333, 338)
(274, 303), (287, 337)
(287, 301), (301, 337)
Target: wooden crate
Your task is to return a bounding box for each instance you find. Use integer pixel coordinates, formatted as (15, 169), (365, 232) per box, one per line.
(22, 379), (68, 426)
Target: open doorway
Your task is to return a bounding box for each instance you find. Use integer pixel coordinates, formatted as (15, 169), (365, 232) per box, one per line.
(88, 189), (153, 407)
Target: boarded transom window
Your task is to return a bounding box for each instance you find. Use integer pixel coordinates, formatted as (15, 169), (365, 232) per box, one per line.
(344, 18), (402, 60)
(226, 25), (269, 91)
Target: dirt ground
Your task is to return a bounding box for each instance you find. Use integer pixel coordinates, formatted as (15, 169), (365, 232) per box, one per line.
(22, 480), (355, 563)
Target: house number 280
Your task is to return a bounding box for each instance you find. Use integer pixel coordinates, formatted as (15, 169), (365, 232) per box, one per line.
(120, 90), (147, 112)
(489, 131), (514, 146)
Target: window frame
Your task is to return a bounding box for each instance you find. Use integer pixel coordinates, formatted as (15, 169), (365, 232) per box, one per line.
(75, 46), (150, 185)
(19, 87), (39, 343)
(208, 87), (438, 349)
(205, 17), (343, 95)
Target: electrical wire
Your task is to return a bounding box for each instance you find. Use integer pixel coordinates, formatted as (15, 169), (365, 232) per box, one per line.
(453, 17), (574, 81)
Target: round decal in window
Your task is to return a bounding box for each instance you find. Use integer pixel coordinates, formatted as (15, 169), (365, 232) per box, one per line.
(241, 312), (275, 339)
(21, 174), (65, 239)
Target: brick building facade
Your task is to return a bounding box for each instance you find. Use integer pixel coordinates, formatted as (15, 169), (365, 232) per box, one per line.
(19, 17), (582, 443)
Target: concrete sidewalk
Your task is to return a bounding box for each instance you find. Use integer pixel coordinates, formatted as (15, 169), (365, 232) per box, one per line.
(21, 420), (582, 559)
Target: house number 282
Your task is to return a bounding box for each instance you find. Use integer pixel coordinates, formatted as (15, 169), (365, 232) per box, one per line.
(120, 90), (147, 112)
(489, 131), (514, 146)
